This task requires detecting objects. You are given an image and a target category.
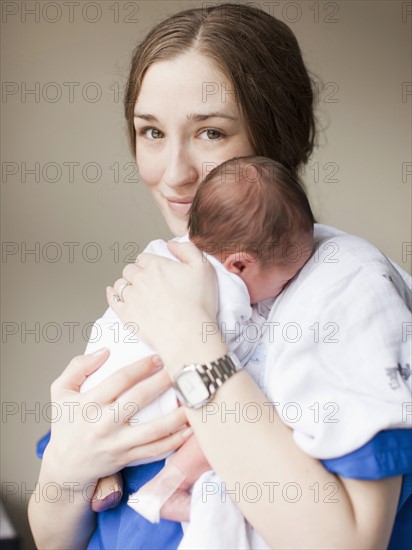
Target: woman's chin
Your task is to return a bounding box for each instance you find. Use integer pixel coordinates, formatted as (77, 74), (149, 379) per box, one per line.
(164, 215), (187, 237)
(167, 218), (188, 238)
(156, 204), (188, 237)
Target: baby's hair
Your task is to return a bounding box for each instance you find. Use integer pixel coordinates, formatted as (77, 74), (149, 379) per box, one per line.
(188, 156), (314, 266)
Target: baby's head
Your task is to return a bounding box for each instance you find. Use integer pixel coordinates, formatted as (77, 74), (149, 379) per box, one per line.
(188, 156), (314, 304)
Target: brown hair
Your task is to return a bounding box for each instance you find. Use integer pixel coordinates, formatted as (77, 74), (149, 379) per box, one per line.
(124, 4), (316, 176)
(188, 156), (314, 265)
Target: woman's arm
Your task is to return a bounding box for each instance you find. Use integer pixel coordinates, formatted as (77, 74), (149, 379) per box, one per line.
(28, 458), (96, 550)
(109, 241), (403, 549)
(183, 368), (402, 549)
(28, 350), (190, 549)
(153, 328), (402, 549)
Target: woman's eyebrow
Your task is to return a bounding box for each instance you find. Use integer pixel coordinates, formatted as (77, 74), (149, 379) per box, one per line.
(133, 112), (238, 122)
(133, 113), (158, 121)
(187, 112), (238, 122)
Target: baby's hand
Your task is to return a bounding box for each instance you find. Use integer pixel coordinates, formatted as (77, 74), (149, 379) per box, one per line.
(91, 473), (123, 512)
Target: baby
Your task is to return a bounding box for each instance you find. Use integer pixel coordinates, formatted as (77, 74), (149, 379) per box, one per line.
(83, 156), (314, 521)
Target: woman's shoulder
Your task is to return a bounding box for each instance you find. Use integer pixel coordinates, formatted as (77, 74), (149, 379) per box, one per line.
(313, 223), (406, 272)
(303, 224), (411, 302)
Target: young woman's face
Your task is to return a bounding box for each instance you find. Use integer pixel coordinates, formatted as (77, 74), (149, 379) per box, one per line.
(134, 51), (255, 236)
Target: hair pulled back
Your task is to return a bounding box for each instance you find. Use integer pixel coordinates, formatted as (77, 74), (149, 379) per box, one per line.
(124, 3), (316, 176)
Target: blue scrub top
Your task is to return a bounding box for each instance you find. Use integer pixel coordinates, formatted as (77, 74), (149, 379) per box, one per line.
(37, 429), (412, 549)
(87, 462), (183, 550)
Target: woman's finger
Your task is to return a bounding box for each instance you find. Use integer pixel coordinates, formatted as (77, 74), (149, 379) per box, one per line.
(126, 426), (193, 464)
(121, 262), (142, 284)
(166, 240), (205, 264)
(132, 252), (176, 271)
(106, 285), (121, 307)
(121, 406), (188, 446)
(113, 278), (132, 302)
(125, 424), (192, 464)
(52, 348), (110, 393)
(87, 355), (164, 404)
(117, 368), (174, 412)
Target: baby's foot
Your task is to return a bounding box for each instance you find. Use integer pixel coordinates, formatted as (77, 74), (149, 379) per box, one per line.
(91, 489), (123, 512)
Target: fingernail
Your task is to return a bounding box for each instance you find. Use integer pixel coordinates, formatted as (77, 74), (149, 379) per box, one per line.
(181, 427), (193, 438)
(90, 347), (108, 357)
(152, 355), (163, 368)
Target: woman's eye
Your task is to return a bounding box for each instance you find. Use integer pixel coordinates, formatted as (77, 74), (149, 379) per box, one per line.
(200, 128), (224, 140)
(139, 127), (164, 140)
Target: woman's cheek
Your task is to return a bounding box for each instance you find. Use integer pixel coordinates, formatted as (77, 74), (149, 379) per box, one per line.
(136, 142), (162, 180)
(136, 158), (161, 190)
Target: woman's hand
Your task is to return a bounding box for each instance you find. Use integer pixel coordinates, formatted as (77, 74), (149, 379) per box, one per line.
(44, 349), (191, 489)
(107, 241), (221, 368)
(30, 350), (191, 550)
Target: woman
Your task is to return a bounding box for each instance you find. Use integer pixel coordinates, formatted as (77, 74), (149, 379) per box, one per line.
(28, 4), (411, 549)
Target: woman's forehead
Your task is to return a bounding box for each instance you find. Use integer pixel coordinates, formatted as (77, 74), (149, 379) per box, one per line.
(136, 51), (239, 116)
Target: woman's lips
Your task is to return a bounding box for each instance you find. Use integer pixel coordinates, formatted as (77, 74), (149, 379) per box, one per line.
(165, 197), (194, 216)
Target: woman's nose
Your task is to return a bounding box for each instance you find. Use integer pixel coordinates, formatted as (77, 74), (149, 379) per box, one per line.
(162, 142), (199, 190)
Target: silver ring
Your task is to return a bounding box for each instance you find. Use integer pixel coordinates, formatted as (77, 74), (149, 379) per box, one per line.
(118, 281), (131, 302)
(113, 294), (121, 303)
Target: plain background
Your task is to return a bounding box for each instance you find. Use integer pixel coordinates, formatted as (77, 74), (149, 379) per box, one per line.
(1, 1), (411, 547)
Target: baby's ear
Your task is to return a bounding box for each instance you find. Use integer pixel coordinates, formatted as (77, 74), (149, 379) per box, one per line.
(222, 254), (244, 274)
(223, 252), (259, 274)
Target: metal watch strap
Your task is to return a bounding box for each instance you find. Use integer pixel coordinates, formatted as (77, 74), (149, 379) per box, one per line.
(195, 352), (240, 394)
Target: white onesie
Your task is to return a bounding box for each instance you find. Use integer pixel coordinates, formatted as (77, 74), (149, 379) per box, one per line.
(80, 235), (267, 464)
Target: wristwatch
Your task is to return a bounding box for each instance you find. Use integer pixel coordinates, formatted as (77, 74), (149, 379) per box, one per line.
(173, 352), (242, 409)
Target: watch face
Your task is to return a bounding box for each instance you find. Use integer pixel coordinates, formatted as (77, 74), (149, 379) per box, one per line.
(175, 369), (210, 407)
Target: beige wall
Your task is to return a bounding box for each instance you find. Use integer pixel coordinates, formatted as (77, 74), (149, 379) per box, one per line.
(1, 1), (411, 547)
